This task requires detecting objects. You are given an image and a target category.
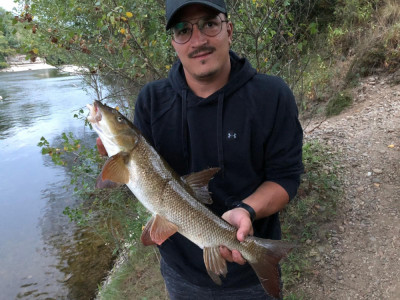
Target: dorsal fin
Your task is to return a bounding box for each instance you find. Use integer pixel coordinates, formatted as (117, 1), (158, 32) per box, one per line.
(181, 168), (220, 204)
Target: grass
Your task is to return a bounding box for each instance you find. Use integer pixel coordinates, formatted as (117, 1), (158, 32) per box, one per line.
(281, 140), (342, 297)
(294, 0), (400, 121)
(343, 1), (400, 85)
(97, 243), (167, 300)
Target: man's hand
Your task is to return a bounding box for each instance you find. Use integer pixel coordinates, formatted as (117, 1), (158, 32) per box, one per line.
(96, 137), (108, 156)
(219, 207), (254, 265)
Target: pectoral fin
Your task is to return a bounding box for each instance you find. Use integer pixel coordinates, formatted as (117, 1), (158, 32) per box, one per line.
(203, 246), (227, 285)
(95, 173), (123, 189)
(101, 152), (130, 184)
(181, 168), (220, 204)
(140, 214), (178, 246)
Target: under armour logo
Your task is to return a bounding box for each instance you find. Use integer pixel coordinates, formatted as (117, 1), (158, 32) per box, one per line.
(227, 131), (238, 140)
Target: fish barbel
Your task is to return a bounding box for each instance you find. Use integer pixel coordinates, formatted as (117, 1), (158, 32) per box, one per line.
(87, 100), (293, 298)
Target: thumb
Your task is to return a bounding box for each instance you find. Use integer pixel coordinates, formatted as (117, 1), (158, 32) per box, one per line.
(236, 218), (253, 242)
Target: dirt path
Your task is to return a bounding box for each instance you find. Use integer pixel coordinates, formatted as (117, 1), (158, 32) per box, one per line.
(297, 76), (400, 299)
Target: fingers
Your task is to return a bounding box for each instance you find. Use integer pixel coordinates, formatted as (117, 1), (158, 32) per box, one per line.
(219, 246), (232, 262)
(219, 246), (246, 265)
(232, 249), (246, 265)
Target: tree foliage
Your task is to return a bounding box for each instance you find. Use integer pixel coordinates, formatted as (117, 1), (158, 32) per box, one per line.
(8, 0), (391, 113)
(228, 0), (319, 86)
(12, 0), (321, 109)
(0, 8), (17, 68)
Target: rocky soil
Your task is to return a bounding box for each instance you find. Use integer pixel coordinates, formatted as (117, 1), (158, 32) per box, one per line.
(298, 75), (400, 299)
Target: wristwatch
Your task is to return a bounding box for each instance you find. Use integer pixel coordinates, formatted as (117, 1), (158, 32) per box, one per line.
(231, 201), (256, 222)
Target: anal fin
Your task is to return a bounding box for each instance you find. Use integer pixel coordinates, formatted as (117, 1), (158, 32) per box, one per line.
(141, 216), (157, 246)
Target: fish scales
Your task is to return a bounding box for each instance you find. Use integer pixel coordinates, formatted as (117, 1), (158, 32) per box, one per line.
(130, 135), (243, 252)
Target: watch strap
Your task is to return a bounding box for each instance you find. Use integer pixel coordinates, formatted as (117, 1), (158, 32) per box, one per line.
(231, 201), (256, 222)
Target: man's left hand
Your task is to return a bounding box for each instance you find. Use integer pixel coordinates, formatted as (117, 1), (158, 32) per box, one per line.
(219, 207), (254, 265)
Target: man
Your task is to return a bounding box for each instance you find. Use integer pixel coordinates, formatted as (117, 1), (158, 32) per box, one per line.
(100, 0), (303, 298)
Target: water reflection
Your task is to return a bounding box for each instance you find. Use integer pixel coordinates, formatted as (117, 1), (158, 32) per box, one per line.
(0, 101), (51, 139)
(0, 69), (113, 299)
(35, 180), (114, 300)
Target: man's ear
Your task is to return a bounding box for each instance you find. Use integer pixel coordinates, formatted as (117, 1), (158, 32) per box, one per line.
(227, 21), (233, 45)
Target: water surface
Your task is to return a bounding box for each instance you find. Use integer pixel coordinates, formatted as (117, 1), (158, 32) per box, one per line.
(0, 69), (112, 299)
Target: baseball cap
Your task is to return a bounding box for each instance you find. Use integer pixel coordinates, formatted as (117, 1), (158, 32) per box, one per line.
(165, 0), (227, 29)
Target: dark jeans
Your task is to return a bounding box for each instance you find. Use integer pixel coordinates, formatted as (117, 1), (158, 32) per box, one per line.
(160, 259), (279, 300)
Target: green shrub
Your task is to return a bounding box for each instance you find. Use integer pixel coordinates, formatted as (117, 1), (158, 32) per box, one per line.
(325, 91), (353, 116)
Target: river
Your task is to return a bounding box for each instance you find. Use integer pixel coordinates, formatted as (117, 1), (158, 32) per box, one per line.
(0, 69), (113, 299)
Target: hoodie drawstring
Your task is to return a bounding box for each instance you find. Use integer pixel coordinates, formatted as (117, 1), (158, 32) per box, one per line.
(181, 89), (190, 171)
(217, 93), (225, 176)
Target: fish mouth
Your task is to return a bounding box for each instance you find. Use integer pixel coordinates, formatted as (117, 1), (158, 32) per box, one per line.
(86, 101), (102, 123)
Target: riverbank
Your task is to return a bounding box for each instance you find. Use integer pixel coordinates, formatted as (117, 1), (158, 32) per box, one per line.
(1, 63), (88, 74)
(0, 62), (56, 72)
(1, 55), (87, 74)
(1, 55), (55, 72)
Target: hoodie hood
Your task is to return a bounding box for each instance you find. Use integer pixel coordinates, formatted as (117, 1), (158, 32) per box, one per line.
(168, 50), (257, 102)
(167, 51), (257, 175)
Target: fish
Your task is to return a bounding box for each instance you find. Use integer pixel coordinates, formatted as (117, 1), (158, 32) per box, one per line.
(86, 100), (293, 298)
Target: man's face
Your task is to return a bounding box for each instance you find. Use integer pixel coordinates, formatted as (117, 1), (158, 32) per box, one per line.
(171, 4), (233, 82)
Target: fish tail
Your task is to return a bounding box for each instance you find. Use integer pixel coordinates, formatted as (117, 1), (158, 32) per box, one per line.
(248, 237), (294, 299)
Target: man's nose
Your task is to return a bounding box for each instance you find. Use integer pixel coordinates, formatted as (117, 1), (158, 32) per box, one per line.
(190, 24), (207, 45)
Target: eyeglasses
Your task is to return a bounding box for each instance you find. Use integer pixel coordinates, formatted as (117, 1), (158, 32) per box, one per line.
(170, 15), (229, 44)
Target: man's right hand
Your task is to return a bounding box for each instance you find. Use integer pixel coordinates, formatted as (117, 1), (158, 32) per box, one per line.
(219, 208), (254, 265)
(96, 137), (108, 156)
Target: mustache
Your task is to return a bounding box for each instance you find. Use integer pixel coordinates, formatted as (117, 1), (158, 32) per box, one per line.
(188, 46), (216, 58)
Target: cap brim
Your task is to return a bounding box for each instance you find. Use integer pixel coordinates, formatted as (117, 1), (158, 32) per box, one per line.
(166, 1), (227, 29)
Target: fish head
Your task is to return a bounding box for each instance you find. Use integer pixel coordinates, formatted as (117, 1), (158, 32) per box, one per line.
(87, 101), (139, 156)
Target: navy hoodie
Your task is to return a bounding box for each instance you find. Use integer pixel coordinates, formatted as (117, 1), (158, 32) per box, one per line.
(133, 51), (303, 289)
